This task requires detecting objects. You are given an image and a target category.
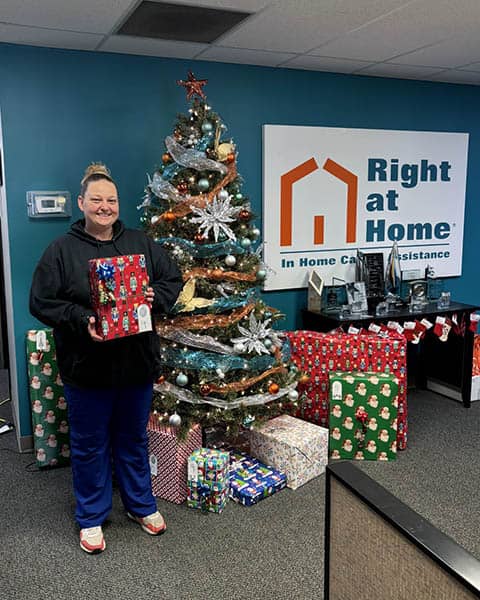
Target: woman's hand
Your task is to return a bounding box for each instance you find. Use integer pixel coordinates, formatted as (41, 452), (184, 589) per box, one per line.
(87, 316), (103, 342)
(145, 286), (155, 304)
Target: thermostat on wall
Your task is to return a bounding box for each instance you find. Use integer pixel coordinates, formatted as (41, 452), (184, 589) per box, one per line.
(27, 191), (71, 218)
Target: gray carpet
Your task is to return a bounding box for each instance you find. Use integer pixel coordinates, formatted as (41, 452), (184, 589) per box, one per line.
(1, 387), (479, 600)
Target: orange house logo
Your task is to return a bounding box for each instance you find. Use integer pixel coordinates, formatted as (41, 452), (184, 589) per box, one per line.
(280, 157), (358, 246)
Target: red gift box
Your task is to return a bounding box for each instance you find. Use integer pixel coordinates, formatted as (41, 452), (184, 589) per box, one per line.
(88, 254), (152, 341)
(147, 414), (202, 504)
(287, 329), (408, 450)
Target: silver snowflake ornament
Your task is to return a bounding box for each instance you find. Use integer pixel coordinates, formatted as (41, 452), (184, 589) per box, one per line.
(231, 312), (273, 355)
(190, 194), (240, 242)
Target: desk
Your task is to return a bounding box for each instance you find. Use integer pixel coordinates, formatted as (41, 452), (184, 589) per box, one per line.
(302, 301), (479, 408)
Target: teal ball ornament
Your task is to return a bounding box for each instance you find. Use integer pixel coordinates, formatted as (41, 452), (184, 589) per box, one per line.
(176, 373), (188, 387)
(240, 237), (251, 249)
(201, 121), (213, 133)
(235, 193), (243, 200)
(197, 178), (209, 192)
(256, 269), (267, 280)
(264, 338), (272, 349)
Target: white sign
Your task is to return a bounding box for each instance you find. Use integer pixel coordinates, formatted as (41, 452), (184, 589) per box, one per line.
(263, 125), (469, 291)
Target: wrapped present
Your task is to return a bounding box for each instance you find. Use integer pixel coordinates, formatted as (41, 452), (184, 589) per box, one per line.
(229, 451), (287, 506)
(88, 254), (152, 341)
(287, 330), (408, 450)
(329, 371), (398, 461)
(147, 415), (202, 504)
(26, 329), (70, 468)
(250, 415), (328, 490)
(187, 448), (229, 513)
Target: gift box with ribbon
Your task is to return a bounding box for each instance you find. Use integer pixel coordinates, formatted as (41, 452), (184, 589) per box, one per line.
(249, 414), (328, 490)
(328, 371), (398, 461)
(186, 448), (229, 513)
(286, 330), (408, 450)
(229, 450), (287, 506)
(88, 254), (152, 341)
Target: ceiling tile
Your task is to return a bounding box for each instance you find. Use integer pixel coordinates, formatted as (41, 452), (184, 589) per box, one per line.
(283, 55), (372, 73)
(196, 45), (296, 67)
(0, 22), (103, 50)
(356, 62), (445, 79)
(0, 0), (134, 34)
(100, 35), (208, 58)
(429, 69), (480, 85)
(150, 0), (271, 9)
(216, 0), (406, 54)
(388, 34), (480, 69)
(314, 0), (480, 62)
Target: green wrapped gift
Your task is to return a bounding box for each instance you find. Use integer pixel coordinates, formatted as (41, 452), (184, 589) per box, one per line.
(26, 329), (69, 468)
(328, 372), (398, 461)
(186, 448), (229, 513)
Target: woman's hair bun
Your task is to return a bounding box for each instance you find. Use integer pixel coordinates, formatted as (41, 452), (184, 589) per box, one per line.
(81, 162), (111, 186)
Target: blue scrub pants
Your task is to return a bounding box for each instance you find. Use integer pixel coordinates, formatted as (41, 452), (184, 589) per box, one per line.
(64, 382), (157, 529)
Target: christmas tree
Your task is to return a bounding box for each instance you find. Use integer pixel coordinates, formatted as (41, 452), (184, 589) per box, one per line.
(140, 71), (301, 437)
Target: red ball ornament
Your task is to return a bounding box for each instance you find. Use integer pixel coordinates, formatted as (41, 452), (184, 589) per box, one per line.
(177, 181), (189, 194)
(268, 383), (280, 394)
(200, 384), (212, 396)
(238, 209), (251, 221)
(194, 233), (207, 244)
(226, 152), (235, 163)
(162, 153), (171, 164)
(156, 375), (165, 384)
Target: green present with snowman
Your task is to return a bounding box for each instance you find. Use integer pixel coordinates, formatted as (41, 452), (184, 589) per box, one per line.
(328, 372), (398, 461)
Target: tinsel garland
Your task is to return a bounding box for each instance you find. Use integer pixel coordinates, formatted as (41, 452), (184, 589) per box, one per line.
(208, 364), (287, 395)
(160, 346), (280, 373)
(159, 163), (237, 220)
(159, 327), (234, 354)
(155, 380), (298, 409)
(165, 135), (228, 174)
(183, 268), (256, 283)
(157, 237), (246, 258)
(157, 303), (255, 333)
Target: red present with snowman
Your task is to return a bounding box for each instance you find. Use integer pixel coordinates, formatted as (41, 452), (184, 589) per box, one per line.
(88, 254), (152, 341)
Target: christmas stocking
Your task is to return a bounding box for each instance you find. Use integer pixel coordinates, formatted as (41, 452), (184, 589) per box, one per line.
(433, 316), (452, 342)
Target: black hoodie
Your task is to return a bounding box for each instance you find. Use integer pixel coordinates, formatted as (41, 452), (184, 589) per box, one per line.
(30, 219), (183, 388)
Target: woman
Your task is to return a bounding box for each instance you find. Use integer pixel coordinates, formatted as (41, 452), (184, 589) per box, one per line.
(30, 163), (183, 554)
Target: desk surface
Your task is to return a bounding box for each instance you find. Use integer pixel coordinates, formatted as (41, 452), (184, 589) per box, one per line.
(304, 301), (479, 324)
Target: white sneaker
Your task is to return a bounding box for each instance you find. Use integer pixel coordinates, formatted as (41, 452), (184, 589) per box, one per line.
(79, 526), (106, 554)
(127, 511), (166, 535)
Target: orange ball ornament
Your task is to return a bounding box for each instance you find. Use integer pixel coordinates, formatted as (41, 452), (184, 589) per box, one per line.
(162, 153), (171, 164)
(226, 152), (235, 163)
(268, 383), (280, 394)
(163, 211), (176, 222)
(299, 374), (310, 385)
(156, 375), (165, 384)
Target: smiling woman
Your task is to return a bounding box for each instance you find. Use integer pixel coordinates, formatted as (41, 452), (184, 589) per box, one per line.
(78, 164), (119, 241)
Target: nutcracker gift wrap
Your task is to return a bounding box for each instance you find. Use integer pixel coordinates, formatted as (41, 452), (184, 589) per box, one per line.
(88, 254), (152, 341)
(286, 330), (407, 450)
(187, 448), (229, 513)
(229, 451), (287, 506)
(250, 414), (328, 490)
(27, 329), (70, 468)
(329, 371), (398, 461)
(147, 414), (202, 504)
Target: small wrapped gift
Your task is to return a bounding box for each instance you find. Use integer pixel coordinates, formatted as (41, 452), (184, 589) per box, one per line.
(187, 448), (229, 513)
(88, 254), (152, 341)
(229, 451), (287, 506)
(250, 414), (328, 490)
(147, 415), (202, 504)
(329, 371), (398, 461)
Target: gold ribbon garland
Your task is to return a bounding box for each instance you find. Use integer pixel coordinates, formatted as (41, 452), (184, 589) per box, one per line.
(156, 303), (255, 334)
(183, 268), (256, 283)
(160, 162), (238, 220)
(207, 364), (287, 395)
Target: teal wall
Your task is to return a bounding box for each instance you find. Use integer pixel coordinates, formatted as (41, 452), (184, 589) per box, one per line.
(1, 43), (479, 437)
